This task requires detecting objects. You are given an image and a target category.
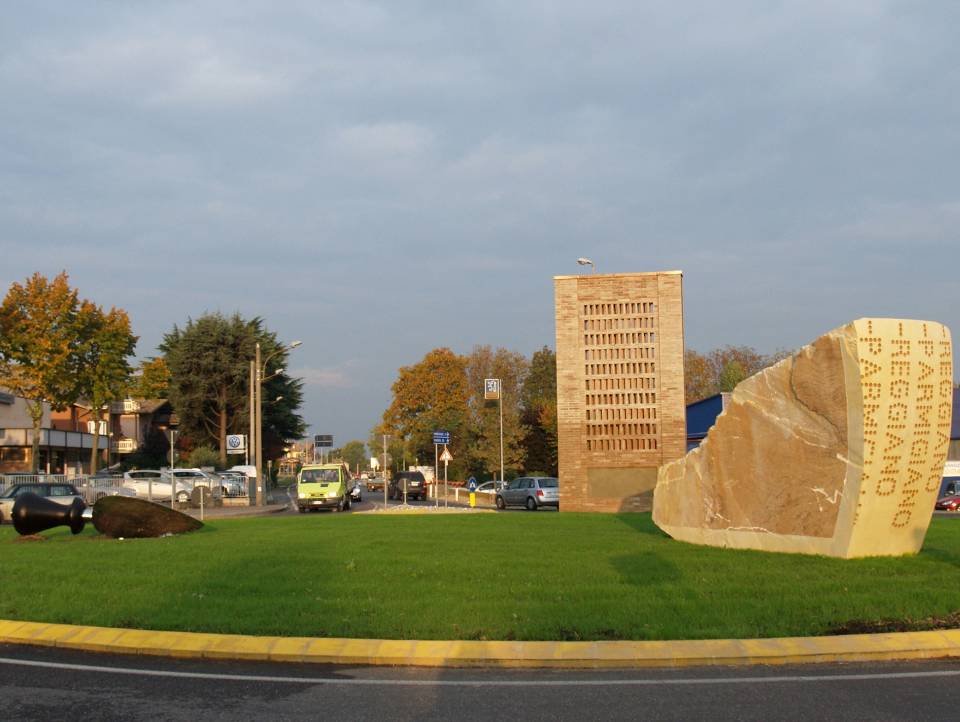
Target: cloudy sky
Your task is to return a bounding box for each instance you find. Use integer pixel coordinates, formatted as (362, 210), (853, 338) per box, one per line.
(2, 1), (958, 446)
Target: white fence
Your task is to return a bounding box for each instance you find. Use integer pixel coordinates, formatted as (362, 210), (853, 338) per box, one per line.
(0, 473), (251, 505)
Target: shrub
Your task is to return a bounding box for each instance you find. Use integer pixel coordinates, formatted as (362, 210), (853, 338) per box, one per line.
(186, 446), (220, 469)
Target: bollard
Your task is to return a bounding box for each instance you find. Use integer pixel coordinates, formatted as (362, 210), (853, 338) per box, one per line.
(469, 492), (476, 508)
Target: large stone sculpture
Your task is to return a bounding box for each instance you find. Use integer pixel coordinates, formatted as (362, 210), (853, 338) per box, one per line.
(653, 318), (953, 558)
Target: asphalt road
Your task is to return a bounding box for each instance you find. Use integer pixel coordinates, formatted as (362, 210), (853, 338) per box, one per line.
(1, 644), (958, 721)
(276, 481), (559, 515)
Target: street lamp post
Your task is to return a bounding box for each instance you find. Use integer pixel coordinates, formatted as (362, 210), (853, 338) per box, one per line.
(254, 340), (302, 507)
(382, 434), (388, 508)
(577, 257), (596, 273)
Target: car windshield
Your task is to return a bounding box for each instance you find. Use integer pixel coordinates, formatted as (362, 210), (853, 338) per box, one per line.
(538, 478), (559, 488)
(301, 469), (340, 483)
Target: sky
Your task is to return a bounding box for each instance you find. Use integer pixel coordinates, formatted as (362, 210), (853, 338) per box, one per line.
(2, 1), (958, 447)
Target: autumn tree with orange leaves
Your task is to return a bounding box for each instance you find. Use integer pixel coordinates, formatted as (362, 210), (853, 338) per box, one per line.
(0, 272), (137, 472)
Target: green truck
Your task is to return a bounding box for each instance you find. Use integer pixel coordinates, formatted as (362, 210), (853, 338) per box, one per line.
(296, 463), (352, 513)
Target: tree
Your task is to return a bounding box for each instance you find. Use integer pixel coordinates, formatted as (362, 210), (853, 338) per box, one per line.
(464, 345), (529, 480)
(684, 349), (715, 404)
(340, 440), (367, 472)
(684, 345), (792, 403)
(380, 348), (470, 477)
(127, 357), (170, 399)
(520, 346), (558, 476)
(78, 303), (138, 472)
(159, 313), (305, 467)
(0, 272), (90, 472)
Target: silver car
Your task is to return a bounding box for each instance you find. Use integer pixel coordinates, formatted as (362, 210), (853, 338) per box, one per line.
(495, 476), (559, 511)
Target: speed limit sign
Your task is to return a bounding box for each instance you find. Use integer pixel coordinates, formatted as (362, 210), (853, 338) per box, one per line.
(226, 434), (246, 454)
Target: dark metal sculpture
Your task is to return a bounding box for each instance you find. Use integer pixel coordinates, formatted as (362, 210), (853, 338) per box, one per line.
(11, 493), (203, 538)
(12, 493), (86, 536)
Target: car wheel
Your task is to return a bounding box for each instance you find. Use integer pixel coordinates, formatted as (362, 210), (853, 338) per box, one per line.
(176, 491), (190, 504)
(297, 507), (306, 513)
(526, 496), (538, 511)
(496, 495), (506, 510)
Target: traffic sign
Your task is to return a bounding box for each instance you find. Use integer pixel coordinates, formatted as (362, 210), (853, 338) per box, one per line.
(226, 434), (246, 454)
(467, 477), (477, 491)
(440, 447), (453, 463)
(484, 378), (501, 400)
(314, 434), (333, 447)
(433, 431), (450, 445)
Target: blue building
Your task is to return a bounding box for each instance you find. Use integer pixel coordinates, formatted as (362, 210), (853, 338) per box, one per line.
(687, 388), (959, 460)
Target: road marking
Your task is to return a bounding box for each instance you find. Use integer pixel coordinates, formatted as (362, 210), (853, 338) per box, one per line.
(0, 656), (958, 687)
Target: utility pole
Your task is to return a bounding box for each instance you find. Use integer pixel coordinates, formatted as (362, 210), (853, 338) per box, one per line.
(168, 429), (177, 510)
(255, 342), (264, 507)
(382, 434), (388, 507)
(499, 380), (504, 486)
(248, 361), (255, 469)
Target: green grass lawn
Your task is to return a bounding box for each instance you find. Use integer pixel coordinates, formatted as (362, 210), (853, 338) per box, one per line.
(1, 513), (958, 641)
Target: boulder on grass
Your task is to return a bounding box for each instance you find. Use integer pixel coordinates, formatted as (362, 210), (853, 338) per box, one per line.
(93, 496), (203, 538)
(653, 318), (953, 558)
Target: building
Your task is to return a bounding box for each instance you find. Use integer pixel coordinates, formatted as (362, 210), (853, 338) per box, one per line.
(0, 390), (175, 474)
(686, 387), (959, 461)
(554, 271), (687, 512)
(952, 387), (960, 461)
(685, 392), (730, 451)
(0, 390), (102, 475)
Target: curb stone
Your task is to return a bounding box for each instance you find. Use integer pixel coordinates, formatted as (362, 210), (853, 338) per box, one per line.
(1, 620), (958, 669)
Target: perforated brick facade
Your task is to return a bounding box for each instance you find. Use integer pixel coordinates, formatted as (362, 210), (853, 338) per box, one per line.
(554, 272), (686, 512)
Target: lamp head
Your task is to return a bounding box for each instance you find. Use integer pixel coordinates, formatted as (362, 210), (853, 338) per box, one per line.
(289, 340), (303, 349)
(577, 257), (593, 266)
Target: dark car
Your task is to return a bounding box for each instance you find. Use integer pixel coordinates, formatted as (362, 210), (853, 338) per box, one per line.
(0, 483), (85, 524)
(388, 471), (427, 502)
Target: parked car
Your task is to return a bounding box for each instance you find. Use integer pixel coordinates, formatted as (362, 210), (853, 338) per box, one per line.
(475, 480), (505, 494)
(217, 471), (248, 497)
(0, 483), (85, 524)
(938, 476), (960, 499)
(168, 468), (226, 498)
(935, 495), (960, 512)
(495, 476), (559, 511)
(366, 476), (385, 492)
(296, 463), (352, 512)
(388, 471), (427, 501)
(122, 470), (191, 503)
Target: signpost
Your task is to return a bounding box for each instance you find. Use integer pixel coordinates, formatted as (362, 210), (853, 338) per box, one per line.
(467, 476), (477, 508)
(484, 379), (504, 486)
(226, 434), (247, 464)
(314, 434), (333, 464)
(433, 431), (450, 506)
(439, 446), (453, 509)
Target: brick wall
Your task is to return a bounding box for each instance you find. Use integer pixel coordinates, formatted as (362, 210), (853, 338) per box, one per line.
(554, 272), (686, 512)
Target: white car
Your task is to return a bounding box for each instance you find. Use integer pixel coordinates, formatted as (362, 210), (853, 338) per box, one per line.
(169, 468), (237, 499)
(475, 480), (505, 494)
(122, 470), (191, 503)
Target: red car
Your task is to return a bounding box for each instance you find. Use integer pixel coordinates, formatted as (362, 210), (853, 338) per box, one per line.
(935, 495), (960, 512)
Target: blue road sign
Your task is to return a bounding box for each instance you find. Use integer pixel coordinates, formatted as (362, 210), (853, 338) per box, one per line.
(433, 431), (450, 445)
(467, 477), (478, 491)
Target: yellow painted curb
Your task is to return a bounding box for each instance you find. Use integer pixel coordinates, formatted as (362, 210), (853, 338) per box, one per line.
(1, 620), (959, 668)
